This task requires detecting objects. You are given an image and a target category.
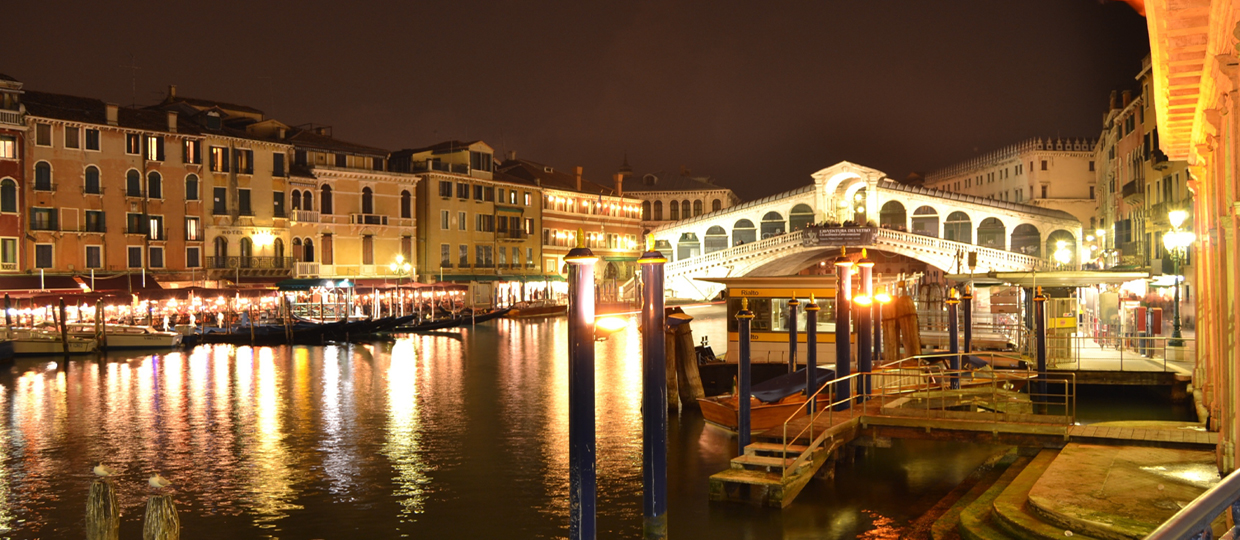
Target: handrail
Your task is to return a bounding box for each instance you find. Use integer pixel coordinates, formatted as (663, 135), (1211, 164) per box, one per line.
(1144, 470), (1239, 540)
(774, 350), (1074, 480)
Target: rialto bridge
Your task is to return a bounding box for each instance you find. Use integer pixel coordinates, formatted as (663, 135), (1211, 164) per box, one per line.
(648, 162), (1083, 299)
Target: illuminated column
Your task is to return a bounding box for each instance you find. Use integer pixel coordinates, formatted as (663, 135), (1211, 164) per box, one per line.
(834, 249), (854, 410)
(565, 232), (598, 540)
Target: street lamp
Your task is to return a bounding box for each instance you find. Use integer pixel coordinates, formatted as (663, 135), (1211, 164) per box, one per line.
(1053, 240), (1072, 268)
(389, 254), (415, 318)
(1162, 214), (1194, 347)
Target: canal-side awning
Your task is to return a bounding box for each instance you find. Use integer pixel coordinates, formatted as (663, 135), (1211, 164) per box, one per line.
(0, 275), (85, 297)
(276, 278), (355, 291)
(946, 271), (1151, 288)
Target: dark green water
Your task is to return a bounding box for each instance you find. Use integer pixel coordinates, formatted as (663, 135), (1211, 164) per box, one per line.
(0, 306), (1181, 539)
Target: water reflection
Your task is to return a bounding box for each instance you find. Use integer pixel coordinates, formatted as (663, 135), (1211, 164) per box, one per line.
(0, 306), (1036, 539)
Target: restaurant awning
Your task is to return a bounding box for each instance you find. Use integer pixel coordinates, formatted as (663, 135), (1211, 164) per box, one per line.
(85, 273), (164, 293)
(275, 278), (356, 291)
(0, 274), (85, 297)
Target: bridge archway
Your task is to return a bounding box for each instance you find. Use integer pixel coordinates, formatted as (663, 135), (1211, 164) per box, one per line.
(880, 201), (907, 230)
(677, 232), (701, 260)
(733, 219), (757, 245)
(789, 204), (815, 231)
(1046, 230), (1076, 263)
(977, 217), (1006, 250)
(912, 206), (940, 237)
(1011, 224), (1041, 256)
(704, 226), (729, 253)
(760, 211), (786, 239)
(944, 211), (973, 244)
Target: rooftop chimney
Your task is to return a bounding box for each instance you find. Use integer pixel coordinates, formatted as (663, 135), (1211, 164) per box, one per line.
(1122, 90), (1132, 107)
(574, 166), (583, 191)
(613, 172), (623, 197)
(166, 110), (178, 133)
(168, 84), (177, 99)
(1109, 90), (1117, 110)
(105, 103), (119, 126)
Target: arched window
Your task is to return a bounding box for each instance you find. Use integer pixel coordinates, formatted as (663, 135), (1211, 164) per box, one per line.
(704, 225), (729, 254)
(400, 190), (412, 218)
(681, 200), (691, 219)
(292, 237), (303, 262)
(320, 185), (333, 214)
(303, 191), (313, 212)
(732, 219), (756, 245)
(291, 189), (301, 210)
(84, 166), (101, 194)
(789, 204), (815, 231)
(641, 201), (651, 221)
(653, 200), (663, 221)
(711, 199), (721, 212)
(669, 200), (680, 221)
(240, 237), (253, 267)
(126, 170), (141, 197)
(273, 238), (285, 262)
(34, 162), (51, 191)
(0, 179), (16, 213)
(361, 186), (374, 214)
(760, 211), (785, 239)
(303, 238), (315, 263)
(693, 200), (703, 216)
(185, 174), (200, 201)
(879, 201), (907, 230)
(212, 237), (228, 267)
(147, 171), (163, 199)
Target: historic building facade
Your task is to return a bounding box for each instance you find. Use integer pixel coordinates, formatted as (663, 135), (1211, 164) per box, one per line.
(0, 75), (24, 274)
(1143, 0), (1240, 473)
(923, 137), (1098, 231)
(499, 160), (643, 302)
(618, 160), (741, 234)
(22, 90), (207, 281)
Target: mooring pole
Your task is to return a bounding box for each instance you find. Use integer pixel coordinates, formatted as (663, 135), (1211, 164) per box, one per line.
(946, 289), (960, 390)
(1034, 286), (1048, 402)
(638, 239), (668, 540)
(962, 285), (973, 354)
(736, 298), (754, 454)
(834, 249), (854, 411)
(805, 295), (819, 414)
(857, 251), (874, 399)
(787, 294), (799, 373)
(3, 293), (10, 327)
(565, 230), (597, 540)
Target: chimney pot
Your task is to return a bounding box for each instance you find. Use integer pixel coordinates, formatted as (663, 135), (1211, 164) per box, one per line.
(613, 172), (623, 197)
(574, 166), (583, 191)
(1122, 90), (1132, 107)
(169, 84), (177, 99)
(105, 103), (119, 126)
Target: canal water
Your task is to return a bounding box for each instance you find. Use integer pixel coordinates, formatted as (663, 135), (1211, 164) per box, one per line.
(0, 305), (1189, 539)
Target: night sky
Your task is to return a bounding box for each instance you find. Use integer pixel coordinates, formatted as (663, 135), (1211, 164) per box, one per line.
(7, 1), (1147, 200)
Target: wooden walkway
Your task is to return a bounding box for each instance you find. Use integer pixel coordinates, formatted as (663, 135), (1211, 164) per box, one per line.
(712, 397), (1220, 508)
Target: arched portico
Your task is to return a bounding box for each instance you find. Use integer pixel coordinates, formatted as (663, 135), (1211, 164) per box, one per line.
(943, 211), (972, 244)
(912, 206), (940, 237)
(880, 201), (907, 230)
(704, 226), (728, 253)
(789, 204), (815, 231)
(760, 211), (785, 239)
(1011, 224), (1041, 256)
(977, 217), (1006, 250)
(733, 219), (757, 245)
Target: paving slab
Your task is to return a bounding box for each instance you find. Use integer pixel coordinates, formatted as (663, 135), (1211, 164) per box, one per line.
(1026, 442), (1220, 540)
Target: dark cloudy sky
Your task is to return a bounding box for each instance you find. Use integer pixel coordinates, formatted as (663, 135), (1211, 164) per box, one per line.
(6, 1), (1147, 199)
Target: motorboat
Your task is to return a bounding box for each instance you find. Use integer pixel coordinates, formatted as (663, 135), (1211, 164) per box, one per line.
(66, 323), (182, 349)
(0, 327), (98, 356)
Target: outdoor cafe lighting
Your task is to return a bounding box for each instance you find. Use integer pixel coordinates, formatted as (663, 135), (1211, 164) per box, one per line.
(853, 294), (872, 306)
(873, 285), (892, 304)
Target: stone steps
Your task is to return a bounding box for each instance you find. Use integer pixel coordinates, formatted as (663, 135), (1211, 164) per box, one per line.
(957, 455), (1033, 540)
(990, 450), (1104, 540)
(930, 452), (1022, 540)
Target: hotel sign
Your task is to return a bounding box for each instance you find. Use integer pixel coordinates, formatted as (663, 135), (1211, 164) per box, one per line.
(804, 227), (876, 247)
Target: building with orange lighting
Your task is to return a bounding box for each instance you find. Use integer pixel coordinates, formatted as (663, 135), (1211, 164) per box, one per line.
(0, 75), (24, 273)
(499, 159), (644, 302)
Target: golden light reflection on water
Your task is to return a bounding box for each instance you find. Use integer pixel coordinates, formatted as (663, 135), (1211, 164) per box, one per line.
(383, 338), (431, 519)
(246, 346), (304, 527)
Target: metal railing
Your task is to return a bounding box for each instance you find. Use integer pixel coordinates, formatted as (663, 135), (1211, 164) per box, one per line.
(204, 256), (294, 269)
(775, 351), (1074, 480)
(291, 209), (320, 223)
(1145, 470), (1239, 540)
(1040, 333), (1196, 372)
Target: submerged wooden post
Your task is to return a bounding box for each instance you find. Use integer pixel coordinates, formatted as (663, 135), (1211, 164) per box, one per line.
(143, 495), (180, 540)
(85, 480), (119, 540)
(57, 298), (70, 360)
(673, 319), (704, 410)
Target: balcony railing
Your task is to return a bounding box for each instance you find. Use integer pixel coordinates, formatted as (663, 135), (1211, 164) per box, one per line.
(205, 256), (294, 270)
(294, 262), (319, 277)
(497, 230), (529, 241)
(0, 109), (20, 126)
(291, 209), (320, 223)
(350, 213), (389, 226)
(1121, 180), (1144, 203)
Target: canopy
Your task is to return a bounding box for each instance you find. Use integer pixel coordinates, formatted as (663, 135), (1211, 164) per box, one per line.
(750, 366), (835, 404)
(84, 273), (164, 293)
(0, 275), (85, 297)
(276, 278), (356, 291)
(946, 270), (1150, 287)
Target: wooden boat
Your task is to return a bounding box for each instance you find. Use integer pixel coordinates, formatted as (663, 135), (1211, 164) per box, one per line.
(66, 323), (182, 349)
(697, 366), (835, 434)
(505, 301), (566, 319)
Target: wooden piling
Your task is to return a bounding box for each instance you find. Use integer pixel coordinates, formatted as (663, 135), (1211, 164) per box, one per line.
(3, 293), (10, 327)
(95, 298), (108, 352)
(142, 495), (180, 540)
(249, 304), (256, 345)
(664, 326), (679, 412)
(673, 322), (704, 410)
(85, 480), (120, 540)
(57, 298), (70, 360)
